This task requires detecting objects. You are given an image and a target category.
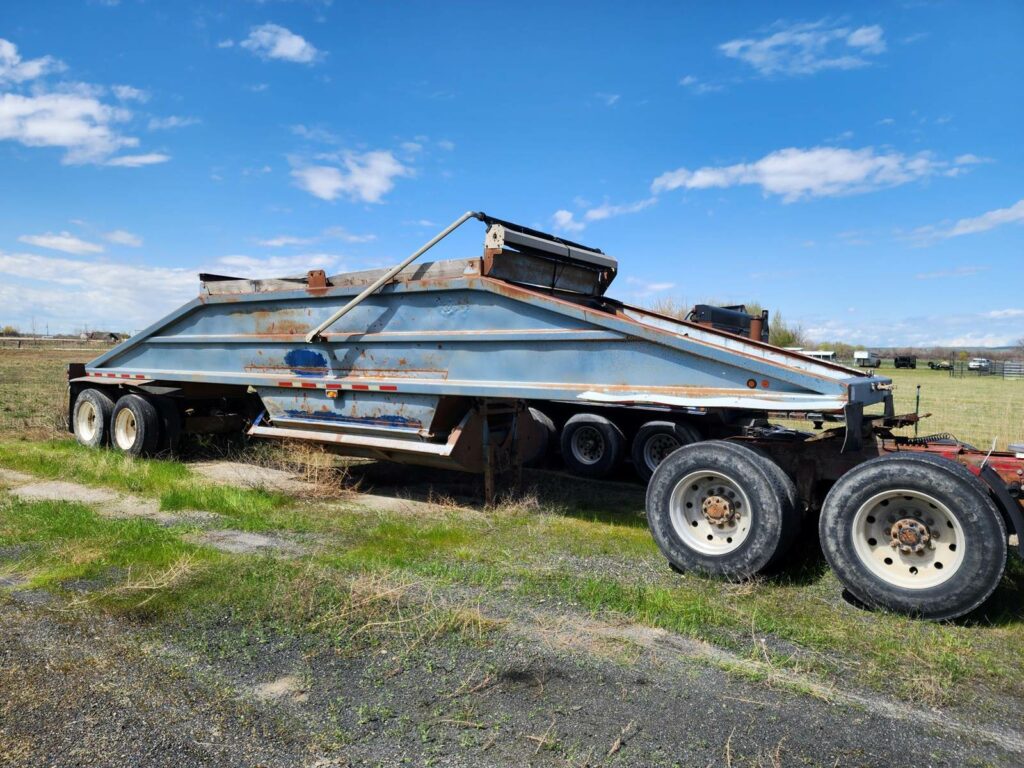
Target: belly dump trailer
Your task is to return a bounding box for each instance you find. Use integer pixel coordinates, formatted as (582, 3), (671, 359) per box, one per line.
(67, 212), (1024, 620)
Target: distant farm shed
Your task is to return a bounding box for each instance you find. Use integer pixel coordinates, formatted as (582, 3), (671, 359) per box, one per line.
(80, 331), (123, 343)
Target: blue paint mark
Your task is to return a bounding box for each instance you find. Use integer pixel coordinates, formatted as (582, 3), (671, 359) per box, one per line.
(284, 349), (328, 377)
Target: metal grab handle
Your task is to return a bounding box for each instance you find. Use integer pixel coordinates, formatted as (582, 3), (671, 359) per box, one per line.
(305, 211), (482, 342)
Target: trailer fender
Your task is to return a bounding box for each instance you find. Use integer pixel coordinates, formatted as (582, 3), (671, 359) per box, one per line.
(978, 464), (1024, 557)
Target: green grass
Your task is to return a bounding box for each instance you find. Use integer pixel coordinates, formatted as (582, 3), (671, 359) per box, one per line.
(0, 440), (295, 531)
(2, 445), (1022, 706)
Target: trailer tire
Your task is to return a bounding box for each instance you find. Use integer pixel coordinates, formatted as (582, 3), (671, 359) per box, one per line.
(154, 396), (183, 455)
(524, 408), (556, 468)
(73, 388), (115, 449)
(716, 441), (801, 571)
(631, 421), (702, 481)
(819, 453), (1007, 620)
(560, 413), (625, 478)
(110, 394), (161, 457)
(646, 441), (795, 578)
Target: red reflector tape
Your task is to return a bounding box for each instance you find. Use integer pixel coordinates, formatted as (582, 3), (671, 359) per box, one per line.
(351, 384), (369, 390)
(278, 381), (293, 387)
(325, 383), (341, 390)
(300, 382), (316, 389)
(379, 385), (398, 391)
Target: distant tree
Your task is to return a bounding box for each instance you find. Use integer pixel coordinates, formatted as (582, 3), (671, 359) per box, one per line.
(1, 325), (19, 337)
(768, 310), (808, 348)
(1017, 337), (1024, 358)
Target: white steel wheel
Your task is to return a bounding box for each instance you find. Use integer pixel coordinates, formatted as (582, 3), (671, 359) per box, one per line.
(669, 470), (753, 556)
(76, 400), (100, 443)
(113, 407), (138, 451)
(570, 425), (606, 466)
(819, 453), (1008, 620)
(109, 394), (161, 457)
(850, 489), (965, 589)
(646, 441), (794, 577)
(72, 388), (115, 449)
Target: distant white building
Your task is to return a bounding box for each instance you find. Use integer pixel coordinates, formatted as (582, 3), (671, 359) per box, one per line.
(788, 348), (837, 361)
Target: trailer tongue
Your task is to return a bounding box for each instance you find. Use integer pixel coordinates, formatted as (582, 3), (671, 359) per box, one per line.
(68, 212), (1023, 620)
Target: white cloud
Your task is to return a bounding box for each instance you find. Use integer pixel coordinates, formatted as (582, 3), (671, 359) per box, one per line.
(322, 226), (376, 243)
(240, 24), (320, 64)
(0, 38), (64, 83)
(256, 235), (316, 247)
(624, 276), (675, 298)
(0, 250), (195, 332)
(915, 266), (988, 280)
(105, 152), (170, 167)
(720, 20), (886, 76)
(595, 92), (620, 107)
(18, 232), (104, 255)
(104, 229), (143, 247)
(290, 150), (411, 203)
(953, 153), (992, 165)
(552, 210), (585, 233)
(583, 198), (657, 222)
(652, 146), (945, 202)
(217, 39), (235, 49)
(984, 309), (1024, 319)
(910, 199), (1024, 244)
(679, 75), (722, 93)
(0, 38), (166, 166)
(948, 199), (1024, 237)
(0, 91), (137, 163)
(551, 198), (657, 233)
(148, 115), (200, 130)
(255, 227), (375, 248)
(111, 84), (148, 102)
(437, 139), (455, 151)
(215, 252), (342, 277)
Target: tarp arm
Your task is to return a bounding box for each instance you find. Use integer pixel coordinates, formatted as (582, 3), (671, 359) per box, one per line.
(305, 210), (483, 342)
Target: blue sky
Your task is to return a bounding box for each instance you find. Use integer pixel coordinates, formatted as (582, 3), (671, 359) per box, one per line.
(1, 0), (1022, 346)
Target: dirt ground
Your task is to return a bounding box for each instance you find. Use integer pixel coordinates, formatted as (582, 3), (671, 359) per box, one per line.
(2, 458), (1023, 767)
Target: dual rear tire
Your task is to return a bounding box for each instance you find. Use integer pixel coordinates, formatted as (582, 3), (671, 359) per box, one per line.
(648, 443), (1008, 619)
(646, 441), (799, 578)
(74, 389), (180, 457)
(560, 414), (701, 480)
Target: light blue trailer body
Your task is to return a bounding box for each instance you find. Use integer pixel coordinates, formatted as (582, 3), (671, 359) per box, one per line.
(78, 215), (892, 468)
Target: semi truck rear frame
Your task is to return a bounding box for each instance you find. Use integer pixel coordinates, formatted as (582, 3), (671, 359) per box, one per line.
(67, 212), (1024, 620)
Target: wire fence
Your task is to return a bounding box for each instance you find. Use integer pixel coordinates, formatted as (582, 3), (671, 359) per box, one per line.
(949, 359), (1024, 379)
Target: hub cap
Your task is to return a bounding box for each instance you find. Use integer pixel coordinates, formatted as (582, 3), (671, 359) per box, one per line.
(669, 470), (752, 555)
(113, 408), (138, 451)
(76, 400), (98, 442)
(643, 432), (681, 472)
(570, 426), (606, 465)
(851, 489), (965, 589)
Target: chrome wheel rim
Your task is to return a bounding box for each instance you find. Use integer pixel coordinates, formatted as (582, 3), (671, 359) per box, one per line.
(570, 426), (606, 465)
(643, 432), (681, 472)
(669, 470), (752, 555)
(851, 489), (965, 589)
(113, 408), (138, 451)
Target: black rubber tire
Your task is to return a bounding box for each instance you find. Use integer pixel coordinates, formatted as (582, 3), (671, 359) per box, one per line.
(646, 441), (794, 578)
(110, 394), (161, 457)
(154, 396), (183, 456)
(72, 388), (115, 448)
(819, 453), (1007, 620)
(631, 421), (702, 481)
(524, 407), (556, 468)
(560, 413), (625, 478)
(716, 441), (801, 571)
